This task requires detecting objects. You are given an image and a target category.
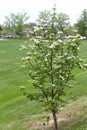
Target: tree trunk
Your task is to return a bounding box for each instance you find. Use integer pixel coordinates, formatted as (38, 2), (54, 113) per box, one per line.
(52, 109), (58, 130)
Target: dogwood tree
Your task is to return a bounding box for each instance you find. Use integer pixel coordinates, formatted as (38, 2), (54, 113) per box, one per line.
(20, 8), (86, 130)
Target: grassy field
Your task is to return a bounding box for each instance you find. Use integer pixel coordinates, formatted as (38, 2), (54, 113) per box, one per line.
(0, 39), (87, 130)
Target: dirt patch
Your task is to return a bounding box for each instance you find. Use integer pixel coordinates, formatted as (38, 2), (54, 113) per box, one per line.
(28, 113), (67, 130)
(26, 96), (87, 130)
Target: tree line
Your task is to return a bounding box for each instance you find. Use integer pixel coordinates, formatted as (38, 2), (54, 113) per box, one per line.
(0, 9), (87, 38)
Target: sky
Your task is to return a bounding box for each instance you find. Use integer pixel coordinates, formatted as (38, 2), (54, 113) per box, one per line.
(0, 0), (87, 25)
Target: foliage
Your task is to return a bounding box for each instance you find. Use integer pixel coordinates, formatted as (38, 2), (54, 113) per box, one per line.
(75, 9), (87, 37)
(37, 10), (52, 26)
(20, 8), (86, 130)
(56, 13), (70, 33)
(4, 12), (30, 37)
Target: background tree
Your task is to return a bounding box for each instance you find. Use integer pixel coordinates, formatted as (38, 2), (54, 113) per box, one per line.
(4, 13), (16, 35)
(56, 13), (70, 33)
(20, 8), (86, 130)
(4, 12), (29, 37)
(0, 25), (3, 31)
(0, 25), (3, 36)
(75, 9), (87, 37)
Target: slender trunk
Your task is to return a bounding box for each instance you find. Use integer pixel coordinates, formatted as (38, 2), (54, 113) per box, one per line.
(52, 109), (58, 130)
(51, 4), (58, 130)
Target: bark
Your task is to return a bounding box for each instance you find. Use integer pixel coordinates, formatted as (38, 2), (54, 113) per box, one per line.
(52, 109), (58, 130)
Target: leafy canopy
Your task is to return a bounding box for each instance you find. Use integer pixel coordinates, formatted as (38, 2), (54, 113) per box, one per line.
(20, 25), (85, 112)
(4, 12), (29, 37)
(75, 9), (87, 37)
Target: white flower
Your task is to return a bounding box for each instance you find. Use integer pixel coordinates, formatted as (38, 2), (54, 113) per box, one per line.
(22, 57), (26, 61)
(83, 64), (87, 67)
(25, 56), (31, 60)
(33, 39), (39, 44)
(22, 56), (31, 61)
(34, 26), (40, 31)
(46, 53), (50, 57)
(20, 86), (25, 90)
(58, 39), (63, 43)
(50, 43), (55, 48)
(67, 56), (72, 60)
(53, 41), (57, 45)
(59, 76), (65, 80)
(45, 58), (47, 61)
(79, 36), (85, 40)
(34, 52), (37, 55)
(73, 29), (78, 33)
(58, 31), (63, 34)
(20, 45), (27, 50)
(77, 47), (80, 50)
(51, 84), (55, 87)
(22, 65), (26, 68)
(66, 35), (73, 39)
(83, 37), (86, 39)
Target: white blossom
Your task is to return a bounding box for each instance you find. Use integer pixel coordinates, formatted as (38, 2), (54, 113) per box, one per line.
(77, 47), (80, 50)
(22, 57), (26, 60)
(20, 86), (25, 90)
(50, 43), (56, 48)
(59, 76), (65, 80)
(79, 36), (85, 40)
(20, 45), (27, 50)
(73, 29), (78, 33)
(22, 65), (26, 68)
(58, 39), (63, 43)
(33, 39), (39, 44)
(58, 31), (63, 34)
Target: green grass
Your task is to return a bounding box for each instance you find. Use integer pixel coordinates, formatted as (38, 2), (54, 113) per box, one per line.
(0, 39), (87, 130)
(0, 39), (44, 130)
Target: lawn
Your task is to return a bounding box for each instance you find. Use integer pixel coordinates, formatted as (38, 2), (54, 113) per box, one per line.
(0, 39), (87, 130)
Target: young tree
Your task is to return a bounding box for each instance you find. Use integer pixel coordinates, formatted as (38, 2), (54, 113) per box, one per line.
(20, 8), (86, 130)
